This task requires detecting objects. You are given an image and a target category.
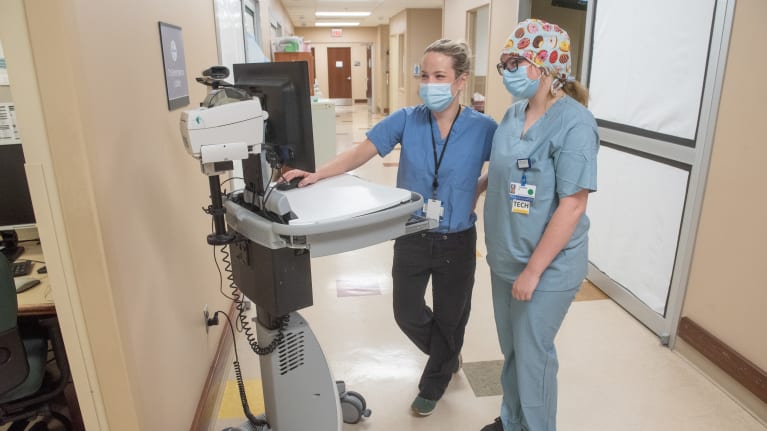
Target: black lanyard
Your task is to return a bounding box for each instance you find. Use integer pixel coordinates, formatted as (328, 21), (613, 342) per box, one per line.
(428, 106), (461, 197)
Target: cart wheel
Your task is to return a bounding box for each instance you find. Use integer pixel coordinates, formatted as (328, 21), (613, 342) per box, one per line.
(340, 391), (371, 424)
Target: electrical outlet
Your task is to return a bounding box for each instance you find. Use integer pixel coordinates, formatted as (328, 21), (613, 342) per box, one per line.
(203, 304), (210, 333)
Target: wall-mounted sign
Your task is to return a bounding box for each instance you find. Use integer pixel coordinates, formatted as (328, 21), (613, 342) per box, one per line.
(336, 61), (344, 68)
(331, 28), (343, 37)
(158, 22), (189, 111)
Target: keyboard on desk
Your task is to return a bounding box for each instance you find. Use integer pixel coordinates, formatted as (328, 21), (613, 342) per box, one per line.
(11, 259), (33, 277)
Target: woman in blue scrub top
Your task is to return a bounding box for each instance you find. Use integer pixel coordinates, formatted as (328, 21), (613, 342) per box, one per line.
(282, 39), (497, 417)
(478, 19), (599, 431)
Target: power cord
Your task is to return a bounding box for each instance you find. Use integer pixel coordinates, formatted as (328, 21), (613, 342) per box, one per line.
(213, 310), (268, 428)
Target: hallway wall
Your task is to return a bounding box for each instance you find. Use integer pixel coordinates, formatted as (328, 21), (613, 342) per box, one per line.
(294, 26), (379, 104)
(681, 0), (767, 420)
(443, 0), (517, 122)
(1, 0), (236, 429)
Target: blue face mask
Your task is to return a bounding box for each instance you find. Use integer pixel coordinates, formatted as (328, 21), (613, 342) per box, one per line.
(502, 66), (540, 100)
(419, 83), (454, 112)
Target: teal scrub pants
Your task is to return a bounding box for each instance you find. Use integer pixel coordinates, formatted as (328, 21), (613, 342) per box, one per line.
(490, 271), (578, 431)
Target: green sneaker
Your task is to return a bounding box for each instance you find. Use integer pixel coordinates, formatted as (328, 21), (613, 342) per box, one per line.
(410, 395), (437, 416)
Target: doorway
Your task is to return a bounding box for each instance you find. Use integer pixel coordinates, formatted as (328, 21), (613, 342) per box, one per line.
(327, 47), (352, 105)
(521, 0), (734, 345)
(466, 5), (490, 113)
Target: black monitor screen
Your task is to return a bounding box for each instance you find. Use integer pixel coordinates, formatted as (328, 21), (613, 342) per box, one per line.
(0, 144), (35, 230)
(233, 61), (315, 173)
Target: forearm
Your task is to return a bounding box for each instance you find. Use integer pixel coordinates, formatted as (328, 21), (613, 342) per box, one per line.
(525, 190), (588, 276)
(477, 172), (488, 195)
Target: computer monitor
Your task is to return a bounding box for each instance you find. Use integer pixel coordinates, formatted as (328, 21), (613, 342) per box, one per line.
(0, 143), (36, 262)
(233, 61), (315, 174)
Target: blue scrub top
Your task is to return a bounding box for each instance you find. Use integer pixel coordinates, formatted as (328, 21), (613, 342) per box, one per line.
(367, 105), (497, 233)
(484, 96), (599, 291)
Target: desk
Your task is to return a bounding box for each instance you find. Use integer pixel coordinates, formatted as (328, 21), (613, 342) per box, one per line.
(15, 243), (54, 316)
(13, 243), (84, 431)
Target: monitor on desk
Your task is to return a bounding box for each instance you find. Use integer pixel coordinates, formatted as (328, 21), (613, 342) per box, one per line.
(233, 61), (315, 188)
(0, 143), (36, 262)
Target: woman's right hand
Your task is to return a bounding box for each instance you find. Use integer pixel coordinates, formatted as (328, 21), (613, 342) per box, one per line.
(281, 169), (321, 187)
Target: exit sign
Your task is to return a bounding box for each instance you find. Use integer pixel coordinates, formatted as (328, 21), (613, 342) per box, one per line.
(331, 28), (343, 37)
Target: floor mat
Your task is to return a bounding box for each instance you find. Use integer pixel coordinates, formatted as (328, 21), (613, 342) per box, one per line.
(462, 360), (503, 397)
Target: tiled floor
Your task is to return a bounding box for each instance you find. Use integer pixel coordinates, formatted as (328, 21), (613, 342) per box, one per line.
(213, 103), (767, 431)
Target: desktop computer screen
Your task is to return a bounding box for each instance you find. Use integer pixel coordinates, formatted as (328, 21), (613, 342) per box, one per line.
(233, 61), (315, 173)
(0, 143), (36, 262)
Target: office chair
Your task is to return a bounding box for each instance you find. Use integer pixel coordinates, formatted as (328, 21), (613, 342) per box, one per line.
(0, 255), (72, 431)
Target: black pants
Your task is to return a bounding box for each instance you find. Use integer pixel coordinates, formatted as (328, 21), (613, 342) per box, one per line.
(392, 225), (477, 401)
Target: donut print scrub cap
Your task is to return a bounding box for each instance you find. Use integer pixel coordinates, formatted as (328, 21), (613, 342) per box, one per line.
(501, 18), (572, 79)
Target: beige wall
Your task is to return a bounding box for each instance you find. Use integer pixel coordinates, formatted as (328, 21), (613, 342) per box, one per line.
(262, 0), (295, 58)
(444, 0), (517, 122)
(405, 9), (443, 107)
(680, 0), (767, 415)
(1, 0), (232, 429)
(294, 27), (378, 103)
(389, 12), (406, 111)
(386, 9), (442, 111)
(375, 26), (390, 114)
(530, 0), (586, 81)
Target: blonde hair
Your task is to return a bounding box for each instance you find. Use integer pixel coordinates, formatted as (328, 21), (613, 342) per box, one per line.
(424, 39), (472, 77)
(562, 80), (589, 107)
(548, 71), (589, 107)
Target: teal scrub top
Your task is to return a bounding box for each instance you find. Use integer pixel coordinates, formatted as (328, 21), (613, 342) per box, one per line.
(483, 96), (599, 291)
(367, 105), (497, 233)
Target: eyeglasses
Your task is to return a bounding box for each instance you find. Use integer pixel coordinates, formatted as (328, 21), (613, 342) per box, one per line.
(496, 57), (530, 75)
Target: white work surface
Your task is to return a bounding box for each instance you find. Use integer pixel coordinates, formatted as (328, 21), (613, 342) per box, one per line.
(279, 174), (413, 226)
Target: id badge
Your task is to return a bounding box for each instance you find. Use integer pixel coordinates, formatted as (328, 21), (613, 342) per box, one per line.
(423, 198), (444, 221)
(509, 182), (536, 215)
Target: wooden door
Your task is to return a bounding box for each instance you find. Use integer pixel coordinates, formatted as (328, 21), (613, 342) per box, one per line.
(274, 51), (315, 95)
(327, 47), (352, 99)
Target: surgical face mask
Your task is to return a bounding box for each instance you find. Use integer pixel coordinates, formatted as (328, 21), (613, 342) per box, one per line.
(419, 82), (454, 112)
(502, 67), (540, 100)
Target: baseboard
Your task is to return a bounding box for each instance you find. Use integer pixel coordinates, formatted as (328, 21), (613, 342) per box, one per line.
(190, 302), (237, 431)
(354, 99), (367, 103)
(676, 317), (767, 424)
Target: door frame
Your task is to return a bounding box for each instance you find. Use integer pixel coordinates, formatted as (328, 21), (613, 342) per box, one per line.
(518, 0), (735, 347)
(585, 0), (735, 346)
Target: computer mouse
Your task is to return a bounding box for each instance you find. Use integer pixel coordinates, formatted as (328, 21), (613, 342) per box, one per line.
(15, 277), (41, 294)
(275, 177), (303, 191)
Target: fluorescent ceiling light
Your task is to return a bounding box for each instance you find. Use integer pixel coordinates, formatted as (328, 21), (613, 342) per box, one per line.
(316, 11), (371, 17)
(315, 21), (360, 26)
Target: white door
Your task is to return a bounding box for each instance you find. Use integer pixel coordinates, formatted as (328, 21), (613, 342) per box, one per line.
(581, 0), (735, 344)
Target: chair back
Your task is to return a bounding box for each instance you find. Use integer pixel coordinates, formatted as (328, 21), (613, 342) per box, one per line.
(0, 254), (29, 394)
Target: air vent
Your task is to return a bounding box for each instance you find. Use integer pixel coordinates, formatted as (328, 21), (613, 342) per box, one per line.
(277, 331), (305, 375)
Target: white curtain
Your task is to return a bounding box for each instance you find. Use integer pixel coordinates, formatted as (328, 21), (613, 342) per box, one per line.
(589, 0), (716, 140)
(588, 147), (688, 314)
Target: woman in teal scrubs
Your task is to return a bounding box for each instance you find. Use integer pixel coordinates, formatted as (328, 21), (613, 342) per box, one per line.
(283, 39), (497, 417)
(478, 19), (599, 431)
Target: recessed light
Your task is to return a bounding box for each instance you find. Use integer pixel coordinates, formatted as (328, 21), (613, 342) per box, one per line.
(315, 21), (360, 27)
(315, 11), (371, 17)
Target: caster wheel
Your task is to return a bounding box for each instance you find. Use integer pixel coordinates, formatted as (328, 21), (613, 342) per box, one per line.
(340, 391), (371, 424)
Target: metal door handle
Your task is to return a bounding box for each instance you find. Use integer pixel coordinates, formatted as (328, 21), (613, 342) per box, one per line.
(347, 77), (351, 80)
